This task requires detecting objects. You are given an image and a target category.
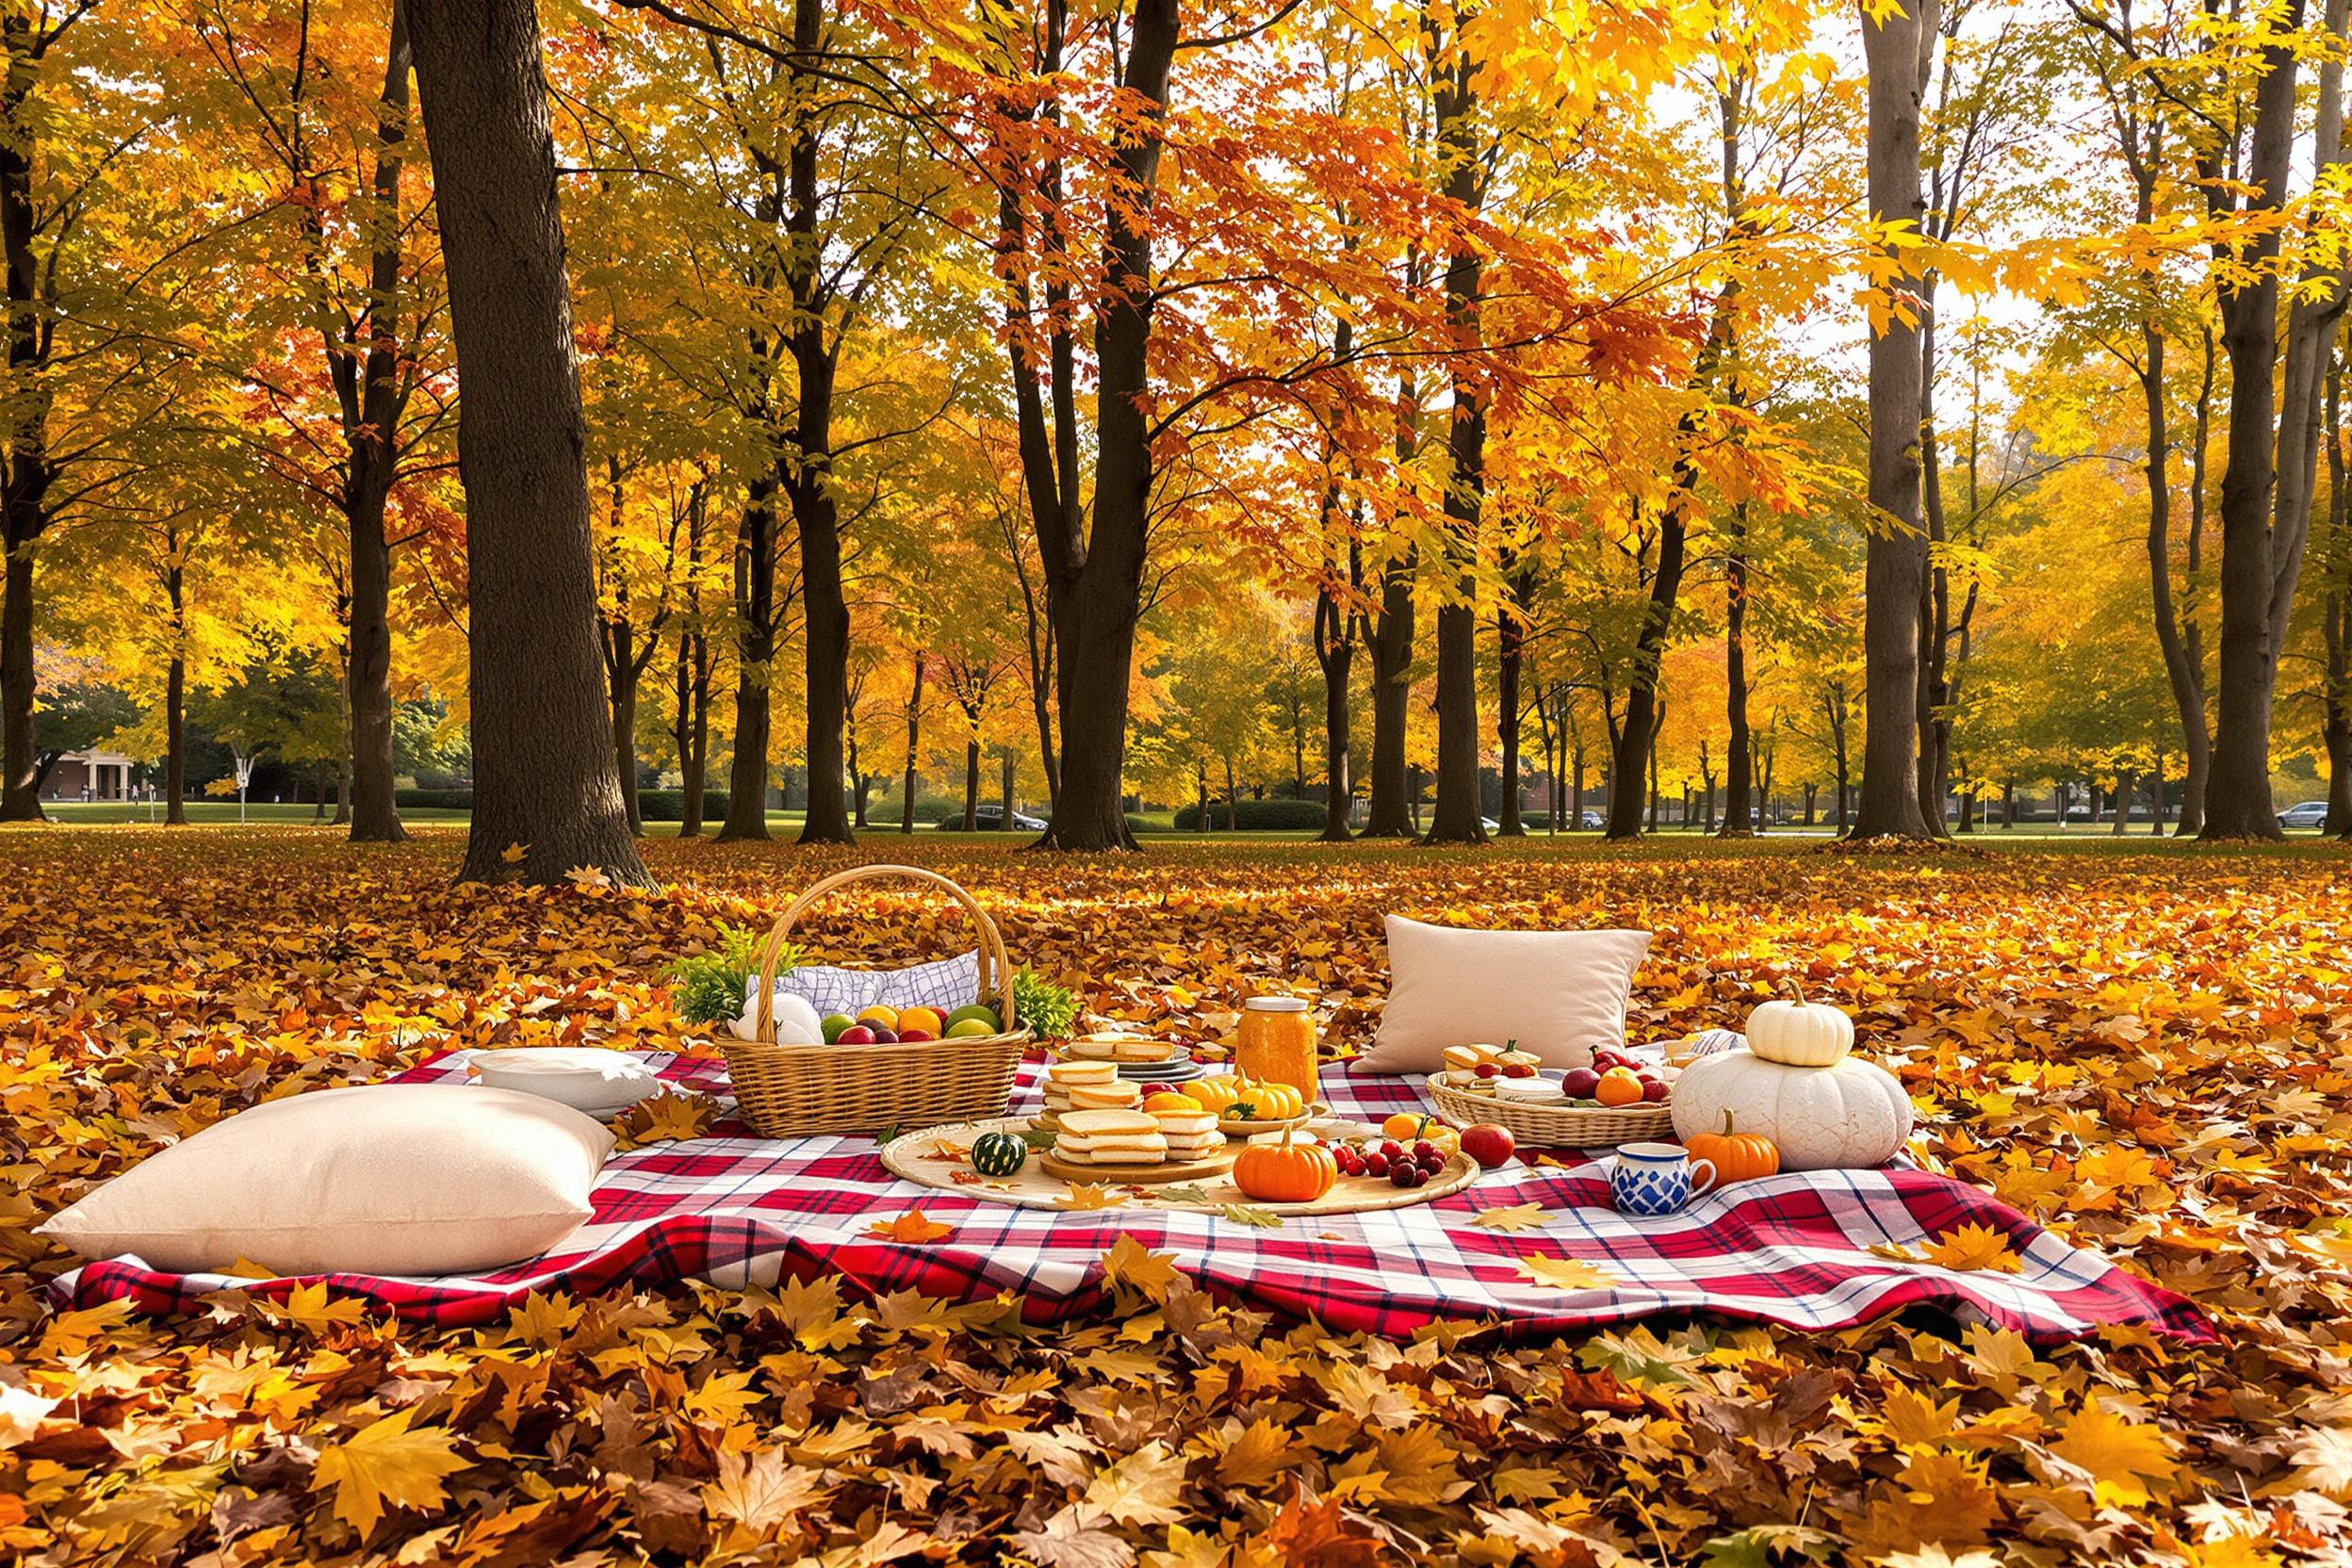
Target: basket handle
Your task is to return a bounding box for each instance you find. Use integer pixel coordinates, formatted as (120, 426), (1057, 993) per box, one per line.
(751, 863), (1017, 1042)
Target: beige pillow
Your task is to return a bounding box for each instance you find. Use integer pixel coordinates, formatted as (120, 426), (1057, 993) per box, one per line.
(39, 1084), (612, 1277)
(1363, 916), (1651, 1072)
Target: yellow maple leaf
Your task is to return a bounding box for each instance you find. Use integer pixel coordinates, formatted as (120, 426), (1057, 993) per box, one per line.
(1083, 1439), (1189, 1527)
(1470, 1202), (1551, 1233)
(309, 1409), (468, 1538)
(499, 841), (528, 865)
(1056, 1182), (1128, 1212)
(1514, 1255), (1618, 1292)
(1925, 1222), (2023, 1273)
(1102, 1233), (1183, 1301)
(266, 1282), (368, 1332)
(620, 1091), (715, 1145)
(1215, 1416), (1302, 1490)
(2050, 1401), (2179, 1507)
(864, 1209), (953, 1243)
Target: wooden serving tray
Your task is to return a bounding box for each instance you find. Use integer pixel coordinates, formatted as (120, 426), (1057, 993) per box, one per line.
(1038, 1147), (1237, 1184)
(1216, 1101), (1332, 1135)
(881, 1119), (1478, 1217)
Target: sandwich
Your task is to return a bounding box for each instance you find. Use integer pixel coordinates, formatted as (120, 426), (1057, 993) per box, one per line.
(1441, 1043), (1502, 1087)
(1043, 1058), (1120, 1113)
(1067, 1080), (1142, 1112)
(1113, 1037), (1174, 1063)
(1066, 1035), (1120, 1060)
(1054, 1108), (1168, 1166)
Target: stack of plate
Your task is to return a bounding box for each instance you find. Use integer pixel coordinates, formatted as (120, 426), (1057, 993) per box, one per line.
(1116, 1053), (1206, 1086)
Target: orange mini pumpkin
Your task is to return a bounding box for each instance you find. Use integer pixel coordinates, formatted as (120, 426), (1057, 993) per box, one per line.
(1233, 1125), (1337, 1204)
(1684, 1109), (1779, 1184)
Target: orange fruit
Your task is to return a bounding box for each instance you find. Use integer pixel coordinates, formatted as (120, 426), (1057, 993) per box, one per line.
(1381, 1111), (1432, 1141)
(1143, 1092), (1203, 1112)
(896, 1006), (943, 1037)
(1593, 1068), (1645, 1107)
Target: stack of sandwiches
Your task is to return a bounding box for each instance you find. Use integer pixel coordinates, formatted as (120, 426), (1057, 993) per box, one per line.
(1041, 1060), (1141, 1122)
(1048, 1091), (1229, 1168)
(1145, 1092), (1223, 1162)
(1065, 1033), (1178, 1065)
(1051, 1109), (1168, 1167)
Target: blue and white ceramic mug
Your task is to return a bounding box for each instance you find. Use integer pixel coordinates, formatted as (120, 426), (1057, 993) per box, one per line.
(1609, 1141), (1719, 1217)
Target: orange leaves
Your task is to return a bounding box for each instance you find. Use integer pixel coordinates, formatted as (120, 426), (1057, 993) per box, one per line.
(5, 833), (2351, 1562)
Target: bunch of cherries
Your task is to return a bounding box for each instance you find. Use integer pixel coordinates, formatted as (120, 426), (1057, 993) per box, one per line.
(1333, 1136), (1450, 1189)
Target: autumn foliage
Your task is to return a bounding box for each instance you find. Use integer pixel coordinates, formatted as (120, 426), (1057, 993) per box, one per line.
(5, 831), (2352, 1561)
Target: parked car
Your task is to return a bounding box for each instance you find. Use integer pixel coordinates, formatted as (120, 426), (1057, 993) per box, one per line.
(2279, 800), (2331, 830)
(934, 806), (1048, 832)
(1581, 809), (1605, 829)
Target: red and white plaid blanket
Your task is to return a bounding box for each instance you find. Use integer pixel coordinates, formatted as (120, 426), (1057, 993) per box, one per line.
(53, 1052), (2211, 1344)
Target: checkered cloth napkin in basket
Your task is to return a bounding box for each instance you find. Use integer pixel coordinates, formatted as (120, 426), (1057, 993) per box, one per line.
(49, 1050), (2211, 1344)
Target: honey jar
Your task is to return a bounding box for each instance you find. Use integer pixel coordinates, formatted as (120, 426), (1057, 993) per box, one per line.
(1235, 996), (1318, 1102)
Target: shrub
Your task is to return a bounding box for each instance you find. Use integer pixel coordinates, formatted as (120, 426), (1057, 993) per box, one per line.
(638, 789), (730, 823)
(395, 788), (475, 809)
(1170, 798), (1329, 831)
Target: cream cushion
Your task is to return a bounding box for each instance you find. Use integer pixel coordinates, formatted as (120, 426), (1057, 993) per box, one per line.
(1362, 916), (1651, 1072)
(39, 1084), (612, 1277)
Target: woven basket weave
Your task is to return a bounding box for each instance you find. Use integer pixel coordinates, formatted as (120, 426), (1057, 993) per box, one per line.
(1426, 1077), (1674, 1149)
(722, 865), (1031, 1137)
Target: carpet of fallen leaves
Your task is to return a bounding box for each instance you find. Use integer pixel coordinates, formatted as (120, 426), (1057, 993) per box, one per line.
(5, 828), (2352, 1568)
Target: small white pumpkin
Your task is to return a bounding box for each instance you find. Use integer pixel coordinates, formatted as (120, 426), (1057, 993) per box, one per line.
(732, 988), (826, 1046)
(1670, 1048), (1913, 1171)
(1745, 999), (1854, 1067)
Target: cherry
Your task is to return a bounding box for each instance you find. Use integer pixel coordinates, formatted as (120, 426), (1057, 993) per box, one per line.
(1365, 1152), (1391, 1177)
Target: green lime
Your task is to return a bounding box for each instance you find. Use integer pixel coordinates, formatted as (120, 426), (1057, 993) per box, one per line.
(821, 1013), (857, 1044)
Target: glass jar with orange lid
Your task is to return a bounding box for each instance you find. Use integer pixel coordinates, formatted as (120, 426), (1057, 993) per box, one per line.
(1235, 997), (1318, 1102)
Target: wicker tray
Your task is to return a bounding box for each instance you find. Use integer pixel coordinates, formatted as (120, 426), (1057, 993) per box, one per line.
(1426, 1076), (1674, 1149)
(721, 865), (1032, 1136)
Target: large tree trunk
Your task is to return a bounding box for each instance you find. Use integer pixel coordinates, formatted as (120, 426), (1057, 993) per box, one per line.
(343, 6), (415, 846)
(1852, 0), (1938, 840)
(2202, 0), (2311, 839)
(2324, 360), (2352, 838)
(410, 0), (646, 887)
(1001, 745), (1017, 829)
(963, 730), (981, 830)
(1424, 26), (1486, 846)
(1494, 562), (1532, 836)
(0, 20), (55, 825)
(1315, 575), (1356, 841)
(1362, 533), (1416, 836)
(901, 652), (922, 836)
(1025, 0), (1178, 852)
(785, 0), (855, 848)
(673, 620), (710, 839)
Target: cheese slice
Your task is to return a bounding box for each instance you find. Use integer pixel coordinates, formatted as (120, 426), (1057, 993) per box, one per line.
(1068, 1082), (1142, 1110)
(1047, 1059), (1118, 1085)
(1057, 1108), (1159, 1137)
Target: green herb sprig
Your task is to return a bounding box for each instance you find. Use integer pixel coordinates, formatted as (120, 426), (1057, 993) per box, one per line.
(1007, 967), (1078, 1041)
(665, 923), (804, 1025)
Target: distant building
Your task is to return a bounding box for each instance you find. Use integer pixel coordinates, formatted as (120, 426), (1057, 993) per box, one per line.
(46, 751), (139, 801)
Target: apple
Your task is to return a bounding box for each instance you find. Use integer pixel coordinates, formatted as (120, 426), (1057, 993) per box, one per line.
(836, 1024), (876, 1045)
(897, 1026), (938, 1043)
(1459, 1122), (1515, 1168)
(866, 1025), (900, 1045)
(1560, 1067), (1601, 1098)
(1640, 1078), (1669, 1103)
(821, 1014), (857, 1043)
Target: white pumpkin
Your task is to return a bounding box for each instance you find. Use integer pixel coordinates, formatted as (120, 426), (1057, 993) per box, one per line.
(1745, 999), (1854, 1067)
(732, 988), (826, 1046)
(1670, 1048), (1912, 1170)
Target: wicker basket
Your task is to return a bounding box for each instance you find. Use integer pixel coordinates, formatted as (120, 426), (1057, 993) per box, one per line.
(722, 865), (1032, 1137)
(1426, 1076), (1674, 1149)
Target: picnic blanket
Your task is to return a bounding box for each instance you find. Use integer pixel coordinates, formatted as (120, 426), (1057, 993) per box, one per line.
(51, 1052), (2212, 1344)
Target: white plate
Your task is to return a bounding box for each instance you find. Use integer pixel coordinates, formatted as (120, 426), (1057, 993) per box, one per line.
(470, 1048), (660, 1115)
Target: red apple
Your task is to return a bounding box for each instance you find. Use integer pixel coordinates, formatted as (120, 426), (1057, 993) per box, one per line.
(866, 1025), (900, 1044)
(898, 1027), (938, 1043)
(1459, 1123), (1515, 1168)
(1560, 1067), (1601, 1098)
(837, 1024), (876, 1045)
(1640, 1078), (1669, 1103)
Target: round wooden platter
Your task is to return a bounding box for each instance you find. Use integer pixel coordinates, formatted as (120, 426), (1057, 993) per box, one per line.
(879, 1117), (1481, 1217)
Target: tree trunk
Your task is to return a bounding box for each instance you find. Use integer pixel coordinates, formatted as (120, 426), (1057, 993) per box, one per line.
(0, 34), (54, 825)
(409, 0), (646, 887)
(1720, 508), (1753, 837)
(2324, 358), (2352, 837)
(1027, 0), (1177, 853)
(1608, 509), (1686, 840)
(718, 477), (778, 841)
(1001, 745), (1017, 829)
(610, 623), (642, 836)
(1362, 537), (1417, 836)
(165, 651), (188, 826)
(674, 621), (710, 839)
(902, 652), (922, 835)
(1315, 573), (1355, 841)
(1853, 0), (1938, 840)
(963, 734), (980, 830)
(1494, 563), (1532, 836)
(2202, 0), (2311, 839)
